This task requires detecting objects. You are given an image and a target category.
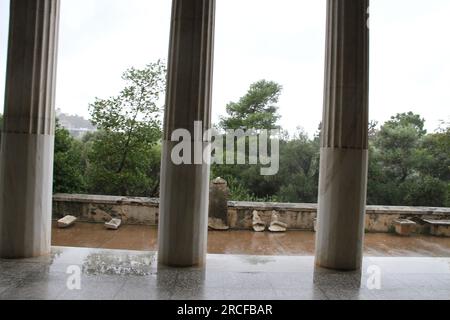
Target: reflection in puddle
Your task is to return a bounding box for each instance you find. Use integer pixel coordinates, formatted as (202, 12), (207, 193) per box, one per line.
(82, 252), (155, 276)
(239, 256), (277, 265)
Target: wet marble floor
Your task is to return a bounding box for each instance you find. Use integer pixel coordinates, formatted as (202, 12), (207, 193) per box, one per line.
(0, 247), (449, 300)
(51, 222), (450, 257)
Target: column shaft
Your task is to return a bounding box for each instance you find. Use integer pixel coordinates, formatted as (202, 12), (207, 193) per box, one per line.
(0, 0), (60, 258)
(315, 0), (369, 270)
(158, 0), (215, 267)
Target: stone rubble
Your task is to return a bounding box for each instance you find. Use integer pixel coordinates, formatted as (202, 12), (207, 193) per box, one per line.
(269, 211), (288, 233)
(57, 215), (77, 228)
(252, 211), (266, 232)
(105, 218), (122, 230)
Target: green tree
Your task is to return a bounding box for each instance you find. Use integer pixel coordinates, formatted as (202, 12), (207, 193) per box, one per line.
(213, 80), (283, 200)
(420, 124), (450, 181)
(368, 112), (448, 206)
(53, 120), (87, 193)
(385, 112), (427, 137)
(211, 128), (321, 203)
(219, 80), (282, 130)
(276, 129), (320, 203)
(86, 61), (166, 196)
(420, 124), (450, 206)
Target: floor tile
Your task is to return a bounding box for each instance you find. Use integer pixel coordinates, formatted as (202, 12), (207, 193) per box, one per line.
(171, 288), (225, 300)
(274, 288), (328, 300)
(1, 247), (449, 301)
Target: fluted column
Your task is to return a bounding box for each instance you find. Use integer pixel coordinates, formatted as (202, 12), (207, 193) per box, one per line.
(0, 0), (60, 258)
(158, 0), (215, 267)
(315, 0), (369, 271)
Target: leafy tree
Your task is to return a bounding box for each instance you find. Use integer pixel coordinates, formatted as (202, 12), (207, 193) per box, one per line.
(86, 61), (166, 196)
(276, 129), (320, 203)
(53, 120), (87, 193)
(214, 80), (284, 200)
(374, 113), (425, 183)
(212, 128), (321, 203)
(368, 112), (448, 206)
(420, 124), (450, 206)
(420, 125), (450, 181)
(385, 112), (427, 137)
(400, 174), (447, 207)
(219, 80), (282, 130)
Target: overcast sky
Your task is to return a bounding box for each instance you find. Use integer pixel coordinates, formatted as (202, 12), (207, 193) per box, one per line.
(1, 0), (449, 136)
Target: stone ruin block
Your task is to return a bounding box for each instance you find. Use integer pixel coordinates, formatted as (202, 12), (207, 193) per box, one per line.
(208, 177), (230, 231)
(57, 215), (77, 228)
(269, 211), (288, 232)
(423, 219), (450, 237)
(105, 218), (122, 230)
(393, 219), (416, 236)
(252, 211), (266, 232)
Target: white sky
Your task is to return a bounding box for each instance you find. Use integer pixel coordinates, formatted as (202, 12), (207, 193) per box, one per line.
(1, 0), (449, 136)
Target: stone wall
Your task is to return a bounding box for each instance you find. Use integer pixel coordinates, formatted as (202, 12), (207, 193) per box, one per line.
(53, 194), (450, 234)
(227, 201), (450, 235)
(53, 194), (159, 226)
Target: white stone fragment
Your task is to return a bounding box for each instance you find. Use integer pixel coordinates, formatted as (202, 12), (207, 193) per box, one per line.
(269, 211), (287, 233)
(57, 215), (77, 228)
(252, 211), (266, 232)
(105, 218), (122, 230)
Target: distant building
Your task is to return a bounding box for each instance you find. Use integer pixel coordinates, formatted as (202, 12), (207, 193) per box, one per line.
(56, 108), (97, 139)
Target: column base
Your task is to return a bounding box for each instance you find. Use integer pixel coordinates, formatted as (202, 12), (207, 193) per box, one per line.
(157, 140), (210, 267)
(315, 147), (368, 271)
(0, 132), (54, 259)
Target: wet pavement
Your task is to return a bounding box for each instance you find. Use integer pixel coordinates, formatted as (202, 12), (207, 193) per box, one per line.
(51, 222), (450, 257)
(0, 246), (449, 300)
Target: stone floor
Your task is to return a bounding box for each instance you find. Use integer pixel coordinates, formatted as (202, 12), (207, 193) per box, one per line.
(0, 247), (449, 300)
(51, 222), (450, 257)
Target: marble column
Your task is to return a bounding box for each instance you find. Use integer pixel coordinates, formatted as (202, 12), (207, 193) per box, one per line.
(315, 0), (370, 271)
(158, 0), (215, 267)
(0, 0), (60, 258)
